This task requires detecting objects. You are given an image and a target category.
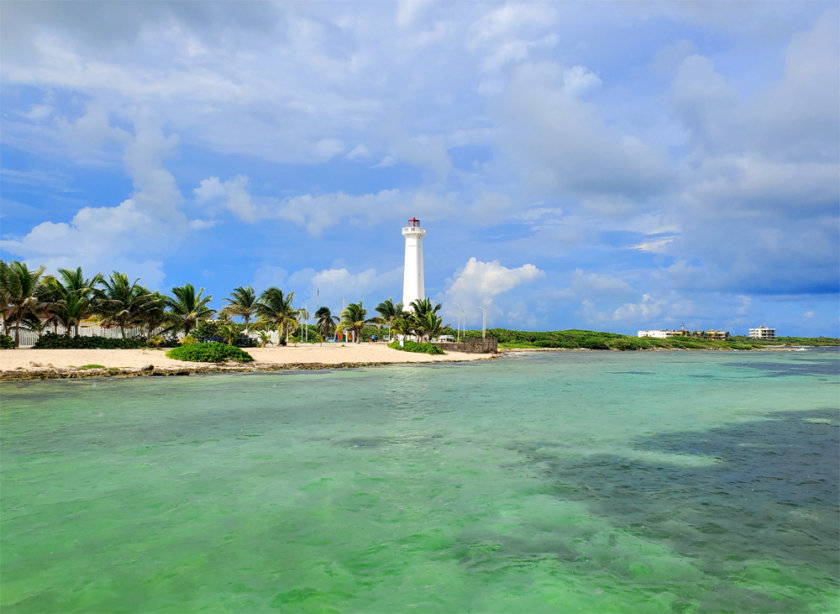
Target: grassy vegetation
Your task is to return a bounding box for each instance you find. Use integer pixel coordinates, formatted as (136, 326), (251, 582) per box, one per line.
(388, 340), (444, 355)
(166, 342), (254, 363)
(77, 364), (106, 370)
(457, 329), (840, 351)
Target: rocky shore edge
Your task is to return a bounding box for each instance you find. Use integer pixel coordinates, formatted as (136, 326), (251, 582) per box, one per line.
(1, 356), (499, 381)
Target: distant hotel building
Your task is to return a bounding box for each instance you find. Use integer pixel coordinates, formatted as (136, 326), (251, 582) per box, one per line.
(749, 326), (776, 340)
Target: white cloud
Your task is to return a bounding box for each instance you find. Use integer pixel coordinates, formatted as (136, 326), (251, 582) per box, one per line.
(562, 65), (601, 95)
(0, 120), (193, 289)
(194, 175), (261, 223)
(446, 257), (543, 314)
(467, 4), (556, 48)
(191, 178), (459, 237)
(345, 144), (371, 160)
(633, 237), (674, 254)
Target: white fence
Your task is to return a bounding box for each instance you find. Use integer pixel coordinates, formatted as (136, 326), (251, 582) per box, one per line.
(6, 323), (285, 348)
(8, 324), (149, 348)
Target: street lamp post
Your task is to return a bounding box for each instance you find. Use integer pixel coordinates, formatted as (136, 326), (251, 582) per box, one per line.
(480, 308), (487, 341)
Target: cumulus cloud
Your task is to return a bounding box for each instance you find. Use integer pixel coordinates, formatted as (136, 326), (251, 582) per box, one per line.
(194, 175), (261, 223)
(446, 257), (543, 318)
(0, 121), (190, 289)
(191, 178), (459, 236)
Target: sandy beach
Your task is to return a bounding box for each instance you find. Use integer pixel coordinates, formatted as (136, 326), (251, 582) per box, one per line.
(0, 343), (495, 381)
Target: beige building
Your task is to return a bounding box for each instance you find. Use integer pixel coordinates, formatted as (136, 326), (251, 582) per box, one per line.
(749, 326), (776, 339)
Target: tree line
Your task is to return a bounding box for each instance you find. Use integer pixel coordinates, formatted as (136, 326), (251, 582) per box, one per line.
(0, 260), (444, 347)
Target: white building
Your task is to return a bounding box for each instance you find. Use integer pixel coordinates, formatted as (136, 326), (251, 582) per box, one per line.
(638, 330), (674, 338)
(402, 217), (426, 310)
(749, 326), (776, 340)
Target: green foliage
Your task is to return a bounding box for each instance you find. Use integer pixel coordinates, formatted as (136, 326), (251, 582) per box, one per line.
(489, 329), (840, 351)
(77, 364), (106, 370)
(191, 319), (221, 340)
(96, 271), (150, 338)
(179, 335), (197, 345)
(0, 334), (15, 349)
(315, 306), (338, 339)
(257, 287), (298, 345)
(388, 339), (444, 355)
(166, 341), (254, 363)
(0, 260), (48, 347)
(33, 332), (145, 349)
(166, 283), (215, 335)
(222, 286), (258, 328)
(339, 301), (372, 342)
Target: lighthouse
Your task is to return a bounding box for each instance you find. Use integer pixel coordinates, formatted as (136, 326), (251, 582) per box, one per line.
(402, 217), (426, 310)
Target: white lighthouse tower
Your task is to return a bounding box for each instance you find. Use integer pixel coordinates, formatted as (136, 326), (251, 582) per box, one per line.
(402, 217), (426, 310)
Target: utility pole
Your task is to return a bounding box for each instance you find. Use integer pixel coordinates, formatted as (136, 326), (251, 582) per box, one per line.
(481, 307), (487, 340)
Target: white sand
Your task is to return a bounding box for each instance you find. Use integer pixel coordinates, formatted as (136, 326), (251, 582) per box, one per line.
(0, 343), (492, 377)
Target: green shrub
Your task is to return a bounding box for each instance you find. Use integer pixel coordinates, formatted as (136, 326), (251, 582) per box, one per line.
(192, 320), (222, 340)
(388, 339), (444, 355)
(0, 334), (14, 349)
(166, 342), (254, 363)
(77, 364), (106, 370)
(33, 333), (145, 349)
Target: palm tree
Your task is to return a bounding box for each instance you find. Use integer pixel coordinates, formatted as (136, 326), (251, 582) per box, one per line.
(166, 284), (215, 336)
(409, 298), (442, 340)
(375, 298), (405, 340)
(137, 291), (168, 341)
(219, 321), (245, 345)
(409, 297), (441, 318)
(0, 260), (48, 346)
(390, 315), (411, 340)
(417, 311), (443, 342)
(257, 287), (298, 345)
(315, 306), (338, 341)
(0, 261), (11, 336)
(222, 286), (258, 332)
(96, 272), (150, 338)
(43, 267), (103, 337)
(339, 302), (375, 343)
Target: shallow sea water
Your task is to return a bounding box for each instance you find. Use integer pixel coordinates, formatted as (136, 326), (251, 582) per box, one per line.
(1, 349), (838, 613)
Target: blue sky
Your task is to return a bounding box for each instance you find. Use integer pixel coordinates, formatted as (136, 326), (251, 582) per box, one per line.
(1, 1), (838, 335)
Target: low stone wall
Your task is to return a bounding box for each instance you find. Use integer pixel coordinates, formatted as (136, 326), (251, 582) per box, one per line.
(438, 338), (498, 354)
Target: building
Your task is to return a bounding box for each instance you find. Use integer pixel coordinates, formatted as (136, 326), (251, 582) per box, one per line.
(637, 329), (691, 338)
(638, 330), (672, 338)
(402, 217), (426, 310)
(749, 326), (775, 340)
(639, 329), (730, 340)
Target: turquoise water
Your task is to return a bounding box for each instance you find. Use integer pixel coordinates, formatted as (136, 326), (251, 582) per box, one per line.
(1, 350), (838, 612)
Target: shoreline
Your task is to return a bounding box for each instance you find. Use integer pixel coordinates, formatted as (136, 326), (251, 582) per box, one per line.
(0, 345), (497, 382)
(0, 344), (825, 382)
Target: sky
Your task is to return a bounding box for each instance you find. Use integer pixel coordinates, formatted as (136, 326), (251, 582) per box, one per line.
(1, 1), (838, 336)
